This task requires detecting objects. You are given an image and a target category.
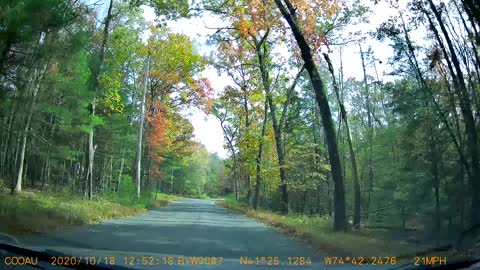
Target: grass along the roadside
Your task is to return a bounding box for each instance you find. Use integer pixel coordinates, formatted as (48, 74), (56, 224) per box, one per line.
(150, 192), (184, 207)
(0, 189), (179, 236)
(218, 198), (431, 260)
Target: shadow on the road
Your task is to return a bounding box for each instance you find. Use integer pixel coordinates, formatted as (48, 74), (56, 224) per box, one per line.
(16, 200), (337, 270)
(149, 206), (229, 215)
(22, 203), (314, 259)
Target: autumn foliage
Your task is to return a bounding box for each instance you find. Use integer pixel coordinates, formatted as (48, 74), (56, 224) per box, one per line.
(146, 100), (172, 177)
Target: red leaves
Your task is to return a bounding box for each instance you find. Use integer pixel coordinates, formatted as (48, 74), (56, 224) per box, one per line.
(230, 0), (279, 40)
(193, 77), (215, 113)
(147, 100), (171, 173)
(286, 0), (340, 53)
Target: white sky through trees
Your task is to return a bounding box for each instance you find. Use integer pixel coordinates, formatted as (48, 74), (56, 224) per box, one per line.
(137, 1), (413, 159)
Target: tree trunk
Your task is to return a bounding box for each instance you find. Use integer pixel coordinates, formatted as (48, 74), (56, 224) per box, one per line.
(99, 155), (106, 192)
(23, 158), (28, 188)
(217, 116), (238, 200)
(317, 185), (321, 215)
(461, 0), (480, 27)
(242, 88), (253, 206)
(302, 190), (308, 214)
(144, 155), (152, 192)
(459, 159), (466, 229)
(5, 93), (21, 187)
(31, 157), (37, 188)
(254, 33), (290, 214)
(116, 148), (125, 192)
(312, 99), (325, 216)
(12, 63), (45, 194)
(262, 71), (288, 213)
(427, 0), (480, 226)
(135, 52), (150, 199)
(46, 158), (51, 191)
(434, 151), (441, 235)
(455, 1), (480, 87)
(85, 0), (114, 200)
(402, 13), (472, 182)
(274, 0), (347, 231)
(254, 99), (269, 210)
(155, 179), (160, 200)
(358, 44), (374, 219)
(71, 160), (77, 193)
(108, 155), (113, 191)
(323, 53), (361, 229)
(85, 122), (95, 199)
(428, 109), (441, 236)
(0, 106), (14, 178)
(41, 159), (47, 192)
(234, 167), (239, 200)
(14, 122), (30, 193)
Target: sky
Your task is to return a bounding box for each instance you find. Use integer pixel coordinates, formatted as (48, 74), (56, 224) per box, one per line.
(137, 1), (408, 159)
(140, 7), (231, 158)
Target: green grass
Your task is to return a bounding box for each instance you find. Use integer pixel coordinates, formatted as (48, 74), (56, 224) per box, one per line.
(150, 192), (184, 207)
(190, 193), (210, 199)
(218, 198), (431, 260)
(172, 194), (210, 200)
(0, 189), (178, 236)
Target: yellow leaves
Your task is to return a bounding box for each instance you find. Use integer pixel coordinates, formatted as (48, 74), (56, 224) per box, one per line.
(320, 0), (330, 10)
(233, 6), (245, 16)
(99, 73), (125, 115)
(204, 98), (214, 114)
(320, 0), (341, 18)
(235, 16), (251, 39)
(150, 70), (181, 85)
(163, 73), (181, 83)
(286, 0), (342, 51)
(138, 46), (150, 57)
(230, 0), (276, 39)
(327, 2), (341, 17)
(49, 62), (59, 74)
(102, 90), (125, 114)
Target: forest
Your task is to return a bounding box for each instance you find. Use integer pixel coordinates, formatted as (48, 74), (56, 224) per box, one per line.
(207, 0), (480, 247)
(0, 0), (225, 214)
(1, 0), (480, 255)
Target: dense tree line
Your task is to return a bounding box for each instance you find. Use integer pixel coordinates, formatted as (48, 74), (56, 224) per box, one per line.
(0, 0), (225, 203)
(200, 0), (480, 238)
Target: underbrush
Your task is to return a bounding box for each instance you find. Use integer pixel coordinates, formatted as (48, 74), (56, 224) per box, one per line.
(218, 199), (429, 260)
(166, 193), (210, 200)
(0, 186), (178, 236)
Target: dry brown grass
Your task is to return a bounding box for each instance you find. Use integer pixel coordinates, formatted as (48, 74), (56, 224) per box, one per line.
(218, 200), (430, 261)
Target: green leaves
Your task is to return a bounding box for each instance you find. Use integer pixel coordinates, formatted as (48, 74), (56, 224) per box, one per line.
(147, 31), (208, 108)
(149, 0), (190, 20)
(52, 145), (77, 161)
(99, 74), (124, 114)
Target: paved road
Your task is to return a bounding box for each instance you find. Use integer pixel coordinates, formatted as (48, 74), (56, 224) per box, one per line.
(8, 199), (396, 269)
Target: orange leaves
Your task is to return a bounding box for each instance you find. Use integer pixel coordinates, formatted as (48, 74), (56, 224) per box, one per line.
(324, 0), (341, 17)
(234, 16), (251, 38)
(145, 99), (197, 179)
(230, 0), (278, 40)
(149, 163), (165, 178)
(197, 77), (215, 97)
(150, 70), (181, 84)
(188, 77), (216, 113)
(286, 0), (341, 52)
(225, 0), (342, 59)
(147, 100), (172, 165)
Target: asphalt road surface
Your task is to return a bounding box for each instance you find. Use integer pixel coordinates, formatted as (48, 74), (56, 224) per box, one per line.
(6, 199), (398, 269)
